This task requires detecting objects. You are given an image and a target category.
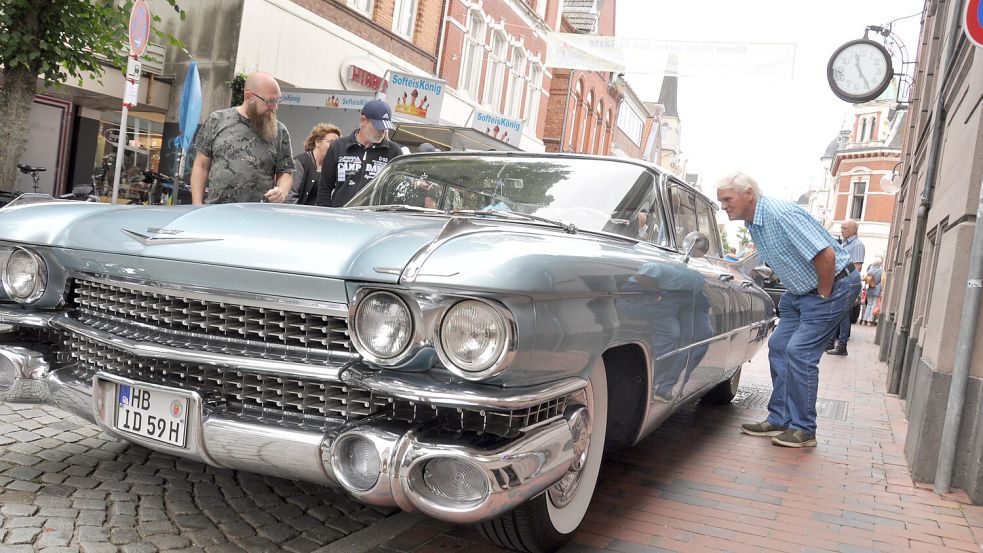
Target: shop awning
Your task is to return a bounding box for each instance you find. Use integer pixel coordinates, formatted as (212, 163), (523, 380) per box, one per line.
(391, 123), (520, 152)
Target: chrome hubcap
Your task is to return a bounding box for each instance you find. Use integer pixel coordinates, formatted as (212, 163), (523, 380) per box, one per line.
(549, 406), (591, 508)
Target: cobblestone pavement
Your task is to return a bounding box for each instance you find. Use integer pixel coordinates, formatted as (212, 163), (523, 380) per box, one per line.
(0, 403), (396, 553)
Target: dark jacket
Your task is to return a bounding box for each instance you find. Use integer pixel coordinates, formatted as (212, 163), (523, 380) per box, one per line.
(291, 151), (320, 206)
(315, 129), (403, 207)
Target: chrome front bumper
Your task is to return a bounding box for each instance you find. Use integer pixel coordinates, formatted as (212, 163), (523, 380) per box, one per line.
(0, 340), (586, 525)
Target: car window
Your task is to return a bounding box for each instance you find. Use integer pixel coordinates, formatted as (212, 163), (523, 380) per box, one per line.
(696, 201), (723, 258)
(668, 183), (699, 247)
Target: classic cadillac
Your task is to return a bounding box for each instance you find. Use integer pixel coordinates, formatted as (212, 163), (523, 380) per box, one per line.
(0, 153), (775, 552)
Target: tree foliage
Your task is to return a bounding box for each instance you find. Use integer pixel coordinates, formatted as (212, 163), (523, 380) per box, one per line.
(0, 0), (184, 192)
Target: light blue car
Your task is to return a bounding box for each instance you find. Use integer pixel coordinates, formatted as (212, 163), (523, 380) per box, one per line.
(0, 153), (775, 552)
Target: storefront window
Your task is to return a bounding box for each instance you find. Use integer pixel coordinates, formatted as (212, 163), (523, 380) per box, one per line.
(92, 112), (163, 202)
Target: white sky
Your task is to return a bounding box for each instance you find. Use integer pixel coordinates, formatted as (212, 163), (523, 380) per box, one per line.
(614, 0), (923, 201)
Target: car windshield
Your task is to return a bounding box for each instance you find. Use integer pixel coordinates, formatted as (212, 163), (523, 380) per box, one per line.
(346, 155), (659, 236)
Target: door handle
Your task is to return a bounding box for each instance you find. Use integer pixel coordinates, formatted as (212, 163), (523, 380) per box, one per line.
(741, 281), (754, 288)
(718, 274), (735, 282)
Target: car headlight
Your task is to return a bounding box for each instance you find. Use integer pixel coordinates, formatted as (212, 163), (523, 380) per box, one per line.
(439, 300), (511, 377)
(1, 248), (47, 303)
(353, 291), (412, 361)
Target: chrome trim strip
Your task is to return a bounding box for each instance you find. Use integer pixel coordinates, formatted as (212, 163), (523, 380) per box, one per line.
(71, 272), (350, 317)
(0, 309), (59, 328)
(652, 318), (776, 362)
(121, 229), (224, 246)
(361, 374), (586, 411)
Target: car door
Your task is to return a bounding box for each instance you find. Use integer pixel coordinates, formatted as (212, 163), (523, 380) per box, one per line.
(665, 181), (734, 403)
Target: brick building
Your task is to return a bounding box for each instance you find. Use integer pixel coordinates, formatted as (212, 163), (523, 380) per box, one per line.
(542, 0), (623, 155)
(823, 90), (904, 262)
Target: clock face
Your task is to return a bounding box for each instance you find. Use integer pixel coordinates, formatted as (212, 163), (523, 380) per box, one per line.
(827, 39), (894, 103)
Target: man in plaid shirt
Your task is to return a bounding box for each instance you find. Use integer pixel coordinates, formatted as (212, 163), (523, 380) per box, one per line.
(717, 173), (862, 448)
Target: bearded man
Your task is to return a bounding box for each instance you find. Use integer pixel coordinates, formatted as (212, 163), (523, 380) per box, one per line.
(190, 72), (294, 204)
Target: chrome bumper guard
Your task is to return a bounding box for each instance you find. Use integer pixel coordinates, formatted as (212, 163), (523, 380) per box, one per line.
(0, 338), (585, 524)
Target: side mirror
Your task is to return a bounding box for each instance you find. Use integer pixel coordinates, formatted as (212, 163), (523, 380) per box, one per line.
(682, 231), (709, 262)
(752, 265), (774, 279)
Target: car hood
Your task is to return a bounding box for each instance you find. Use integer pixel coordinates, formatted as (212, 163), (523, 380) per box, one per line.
(0, 202), (449, 283)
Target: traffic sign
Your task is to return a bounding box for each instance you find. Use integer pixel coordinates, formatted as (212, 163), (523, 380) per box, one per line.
(128, 0), (151, 57)
(967, 0), (983, 48)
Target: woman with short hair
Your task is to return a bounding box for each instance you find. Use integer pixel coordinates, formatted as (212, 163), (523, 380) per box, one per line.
(291, 123), (341, 205)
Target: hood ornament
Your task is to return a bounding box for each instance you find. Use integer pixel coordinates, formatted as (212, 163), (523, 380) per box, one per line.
(122, 227), (223, 246)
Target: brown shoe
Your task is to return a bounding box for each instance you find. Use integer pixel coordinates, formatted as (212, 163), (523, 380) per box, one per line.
(772, 429), (817, 448)
(741, 420), (787, 437)
(826, 347), (847, 356)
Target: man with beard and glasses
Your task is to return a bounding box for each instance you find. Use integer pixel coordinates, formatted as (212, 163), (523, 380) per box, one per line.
(190, 72), (294, 204)
(315, 99), (403, 207)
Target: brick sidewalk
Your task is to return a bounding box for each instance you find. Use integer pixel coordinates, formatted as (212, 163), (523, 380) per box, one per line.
(372, 324), (983, 553)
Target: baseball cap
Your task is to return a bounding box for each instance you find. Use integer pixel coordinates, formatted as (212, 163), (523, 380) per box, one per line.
(361, 99), (395, 131)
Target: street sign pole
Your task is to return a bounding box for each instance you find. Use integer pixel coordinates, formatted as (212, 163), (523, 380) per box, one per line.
(110, 0), (151, 204)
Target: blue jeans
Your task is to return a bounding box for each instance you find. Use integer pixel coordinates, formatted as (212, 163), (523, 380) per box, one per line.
(830, 305), (852, 347)
(766, 271), (862, 434)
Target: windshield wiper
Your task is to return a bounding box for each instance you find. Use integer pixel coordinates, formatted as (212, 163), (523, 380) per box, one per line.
(348, 204), (443, 214)
(450, 209), (579, 234)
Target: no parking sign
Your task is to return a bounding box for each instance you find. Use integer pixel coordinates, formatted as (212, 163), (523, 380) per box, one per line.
(966, 0), (983, 48)
(128, 0), (151, 57)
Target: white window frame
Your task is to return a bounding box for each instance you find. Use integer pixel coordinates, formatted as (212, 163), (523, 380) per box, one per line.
(459, 12), (486, 98)
(617, 102), (643, 146)
(347, 0), (373, 16)
(850, 178), (868, 220)
(506, 46), (527, 118)
(660, 122), (671, 145)
(525, 62), (543, 128)
(392, 0), (417, 39)
(483, 27), (508, 108)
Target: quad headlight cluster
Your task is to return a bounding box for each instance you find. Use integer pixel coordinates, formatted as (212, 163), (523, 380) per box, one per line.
(1, 247), (47, 304)
(350, 289), (514, 380)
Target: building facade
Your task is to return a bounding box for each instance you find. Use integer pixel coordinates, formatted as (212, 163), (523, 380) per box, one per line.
(824, 94), (904, 261)
(879, 0), (983, 503)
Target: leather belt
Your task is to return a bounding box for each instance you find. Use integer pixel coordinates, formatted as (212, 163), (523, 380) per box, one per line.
(834, 263), (856, 281)
(807, 264), (855, 295)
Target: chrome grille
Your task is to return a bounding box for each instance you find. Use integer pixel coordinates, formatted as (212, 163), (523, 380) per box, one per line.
(62, 334), (569, 437)
(70, 278), (351, 363)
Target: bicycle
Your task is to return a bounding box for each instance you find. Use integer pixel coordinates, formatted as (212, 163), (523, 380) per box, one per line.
(16, 164), (46, 193)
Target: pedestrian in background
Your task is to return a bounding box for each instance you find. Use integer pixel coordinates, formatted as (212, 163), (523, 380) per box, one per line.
(826, 219), (865, 356)
(290, 123), (341, 205)
(190, 72), (294, 204)
(861, 257), (884, 325)
(315, 100), (403, 207)
(717, 172), (861, 448)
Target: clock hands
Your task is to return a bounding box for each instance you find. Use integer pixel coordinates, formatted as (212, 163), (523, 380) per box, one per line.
(854, 52), (872, 90)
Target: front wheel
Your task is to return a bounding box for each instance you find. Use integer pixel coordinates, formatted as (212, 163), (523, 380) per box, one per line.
(479, 360), (608, 553)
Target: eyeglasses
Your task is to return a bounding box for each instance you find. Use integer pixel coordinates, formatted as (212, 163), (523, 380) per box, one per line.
(248, 90), (281, 107)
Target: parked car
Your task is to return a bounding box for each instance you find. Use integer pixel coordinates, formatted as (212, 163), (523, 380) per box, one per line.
(0, 153), (775, 552)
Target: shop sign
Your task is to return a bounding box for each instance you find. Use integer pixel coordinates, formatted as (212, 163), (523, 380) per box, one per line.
(470, 109), (523, 147)
(340, 59), (389, 92)
(385, 72), (445, 124)
(278, 89), (376, 110)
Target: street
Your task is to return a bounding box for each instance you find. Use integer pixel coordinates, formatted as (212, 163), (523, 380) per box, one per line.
(0, 403), (394, 553)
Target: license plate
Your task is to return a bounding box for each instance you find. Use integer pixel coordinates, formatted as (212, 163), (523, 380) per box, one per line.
(114, 384), (189, 448)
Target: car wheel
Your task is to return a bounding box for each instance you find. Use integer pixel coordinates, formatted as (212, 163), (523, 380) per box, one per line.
(703, 366), (742, 405)
(479, 360), (608, 553)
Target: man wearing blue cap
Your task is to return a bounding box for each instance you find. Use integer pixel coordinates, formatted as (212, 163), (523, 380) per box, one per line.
(315, 99), (403, 207)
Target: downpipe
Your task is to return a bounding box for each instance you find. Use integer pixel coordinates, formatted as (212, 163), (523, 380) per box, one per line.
(934, 174), (983, 494)
(889, 0), (964, 395)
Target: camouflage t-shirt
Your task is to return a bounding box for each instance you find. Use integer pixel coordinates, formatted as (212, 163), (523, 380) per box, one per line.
(194, 108), (294, 203)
